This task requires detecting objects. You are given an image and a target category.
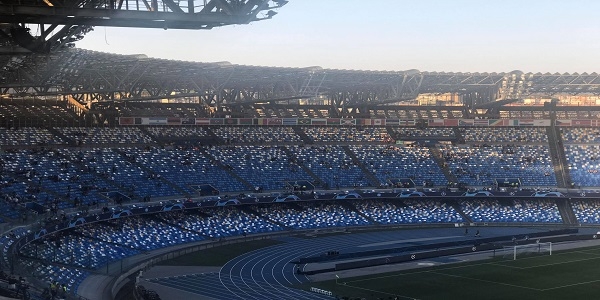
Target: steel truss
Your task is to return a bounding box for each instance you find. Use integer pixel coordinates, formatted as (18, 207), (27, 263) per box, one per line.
(0, 0), (287, 53)
(2, 49), (600, 117)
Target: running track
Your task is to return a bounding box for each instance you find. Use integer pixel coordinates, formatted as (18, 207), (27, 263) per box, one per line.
(146, 227), (549, 299)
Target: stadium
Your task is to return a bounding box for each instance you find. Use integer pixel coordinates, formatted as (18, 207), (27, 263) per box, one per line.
(2, 1), (600, 300)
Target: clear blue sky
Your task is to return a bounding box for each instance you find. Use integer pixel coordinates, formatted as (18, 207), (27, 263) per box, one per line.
(76, 0), (600, 73)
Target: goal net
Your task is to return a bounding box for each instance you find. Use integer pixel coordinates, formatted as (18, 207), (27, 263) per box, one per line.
(502, 242), (552, 260)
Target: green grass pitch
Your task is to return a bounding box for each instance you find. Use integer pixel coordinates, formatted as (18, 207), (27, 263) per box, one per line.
(299, 245), (600, 300)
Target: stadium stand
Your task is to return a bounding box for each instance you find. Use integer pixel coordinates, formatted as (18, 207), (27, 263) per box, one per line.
(303, 127), (392, 143)
(205, 145), (311, 191)
(1, 123), (600, 300)
(564, 145), (600, 187)
(127, 146), (246, 193)
(350, 145), (447, 186)
(252, 202), (370, 229)
(146, 126), (209, 138)
(393, 127), (455, 138)
(158, 208), (283, 237)
(571, 199), (600, 224)
(0, 99), (82, 128)
(561, 128), (600, 143)
(460, 199), (562, 223)
(441, 144), (557, 186)
(461, 128), (548, 143)
(294, 145), (369, 189)
(354, 199), (463, 224)
(57, 127), (154, 145)
(212, 126), (303, 143)
(4, 35), (600, 300)
(0, 128), (65, 146)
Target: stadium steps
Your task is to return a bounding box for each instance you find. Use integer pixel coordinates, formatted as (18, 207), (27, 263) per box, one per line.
(447, 200), (473, 223)
(453, 127), (465, 143)
(198, 148), (254, 191)
(385, 126), (399, 140)
(554, 127), (573, 187)
(556, 199), (578, 225)
(279, 146), (323, 187)
(291, 126), (314, 144)
(428, 146), (458, 183)
(237, 205), (293, 230)
(341, 146), (381, 187)
(113, 149), (192, 198)
(202, 127), (226, 144)
(546, 127), (572, 187)
(46, 127), (76, 145)
(340, 201), (379, 225)
(136, 127), (164, 147)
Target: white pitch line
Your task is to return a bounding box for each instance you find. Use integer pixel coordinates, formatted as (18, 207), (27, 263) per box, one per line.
(427, 271), (543, 291)
(517, 254), (600, 270)
(485, 248), (600, 270)
(344, 258), (501, 284)
(343, 257), (519, 284)
(484, 262), (526, 269)
(341, 282), (420, 300)
(541, 278), (600, 291)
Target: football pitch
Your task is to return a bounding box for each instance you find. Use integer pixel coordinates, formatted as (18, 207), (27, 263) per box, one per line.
(300, 245), (600, 300)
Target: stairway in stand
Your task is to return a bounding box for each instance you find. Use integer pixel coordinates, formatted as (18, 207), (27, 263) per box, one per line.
(546, 127), (571, 188)
(429, 146), (457, 184)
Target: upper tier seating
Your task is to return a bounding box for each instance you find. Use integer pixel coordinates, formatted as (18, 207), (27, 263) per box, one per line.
(442, 145), (557, 186)
(0, 128), (65, 146)
(212, 127), (303, 143)
(461, 128), (548, 143)
(351, 145), (446, 186)
(303, 127), (392, 142)
(1, 149), (110, 209)
(561, 128), (600, 143)
(94, 148), (181, 197)
(294, 146), (369, 188)
(125, 147), (246, 193)
(565, 145), (600, 187)
(57, 127), (154, 144)
(146, 126), (209, 138)
(393, 128), (455, 138)
(205, 146), (312, 190)
(0, 102), (80, 127)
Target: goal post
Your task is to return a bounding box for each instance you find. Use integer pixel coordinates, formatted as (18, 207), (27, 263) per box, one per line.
(504, 242), (552, 260)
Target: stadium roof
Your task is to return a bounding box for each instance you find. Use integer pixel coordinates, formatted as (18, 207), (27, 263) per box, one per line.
(1, 49), (600, 106)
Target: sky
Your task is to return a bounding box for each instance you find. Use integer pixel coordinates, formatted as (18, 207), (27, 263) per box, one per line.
(76, 0), (600, 73)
